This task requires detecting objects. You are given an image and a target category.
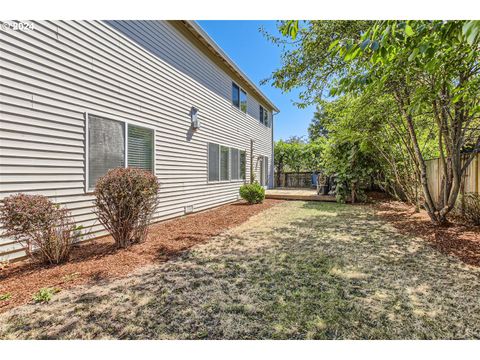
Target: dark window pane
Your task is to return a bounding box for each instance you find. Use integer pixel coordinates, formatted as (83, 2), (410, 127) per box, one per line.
(220, 146), (229, 181)
(232, 83), (240, 108)
(240, 150), (246, 180)
(240, 90), (247, 113)
(208, 143), (219, 181)
(263, 109), (269, 127)
(88, 115), (125, 190)
(259, 105), (264, 124)
(128, 124), (154, 172)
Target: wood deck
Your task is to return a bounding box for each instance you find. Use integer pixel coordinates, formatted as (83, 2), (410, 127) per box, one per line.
(265, 188), (336, 202)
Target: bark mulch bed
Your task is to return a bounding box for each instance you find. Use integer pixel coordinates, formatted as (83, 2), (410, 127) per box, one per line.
(373, 200), (480, 267)
(0, 199), (284, 313)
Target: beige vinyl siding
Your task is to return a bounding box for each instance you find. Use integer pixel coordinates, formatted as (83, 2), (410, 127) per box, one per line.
(0, 20), (274, 261)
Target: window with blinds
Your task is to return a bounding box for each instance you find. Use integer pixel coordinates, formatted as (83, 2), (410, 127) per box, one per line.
(230, 148), (239, 180)
(87, 115), (155, 191)
(208, 143), (220, 181)
(208, 143), (246, 182)
(88, 116), (125, 190)
(220, 146), (230, 181)
(240, 150), (246, 180)
(128, 124), (154, 171)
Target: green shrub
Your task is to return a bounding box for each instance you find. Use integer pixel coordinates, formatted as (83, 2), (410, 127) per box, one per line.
(0, 194), (81, 264)
(239, 182), (265, 204)
(452, 193), (480, 225)
(32, 287), (60, 303)
(94, 167), (160, 248)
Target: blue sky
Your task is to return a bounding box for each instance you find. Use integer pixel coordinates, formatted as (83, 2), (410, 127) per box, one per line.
(197, 20), (315, 142)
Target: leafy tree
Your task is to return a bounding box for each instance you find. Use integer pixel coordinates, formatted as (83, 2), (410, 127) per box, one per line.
(268, 20), (480, 224)
(314, 95), (384, 203)
(329, 20), (480, 224)
(304, 138), (326, 172)
(284, 141), (305, 175)
(263, 21), (371, 107)
(308, 105), (330, 140)
(274, 140), (289, 187)
(274, 136), (326, 187)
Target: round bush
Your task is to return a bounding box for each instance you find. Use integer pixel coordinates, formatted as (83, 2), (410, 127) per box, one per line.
(0, 194), (77, 264)
(239, 182), (265, 204)
(94, 167), (159, 248)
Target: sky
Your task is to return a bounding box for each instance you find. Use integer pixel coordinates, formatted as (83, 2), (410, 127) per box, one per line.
(197, 20), (316, 142)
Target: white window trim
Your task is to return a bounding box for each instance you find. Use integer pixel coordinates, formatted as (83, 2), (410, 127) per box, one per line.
(207, 142), (247, 184)
(84, 111), (156, 193)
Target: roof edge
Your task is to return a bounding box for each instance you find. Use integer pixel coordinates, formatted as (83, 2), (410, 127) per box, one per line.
(181, 20), (280, 113)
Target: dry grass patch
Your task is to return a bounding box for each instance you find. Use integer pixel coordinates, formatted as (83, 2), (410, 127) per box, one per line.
(0, 201), (479, 339)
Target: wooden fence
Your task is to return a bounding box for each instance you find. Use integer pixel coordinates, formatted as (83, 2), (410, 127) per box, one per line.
(425, 153), (480, 205)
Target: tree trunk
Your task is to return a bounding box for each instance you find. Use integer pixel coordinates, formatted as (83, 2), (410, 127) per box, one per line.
(394, 88), (442, 224)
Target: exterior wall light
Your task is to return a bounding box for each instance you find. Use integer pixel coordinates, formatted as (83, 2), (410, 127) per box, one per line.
(191, 106), (200, 129)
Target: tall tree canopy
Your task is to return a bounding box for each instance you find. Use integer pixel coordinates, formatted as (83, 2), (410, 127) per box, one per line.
(267, 20), (480, 224)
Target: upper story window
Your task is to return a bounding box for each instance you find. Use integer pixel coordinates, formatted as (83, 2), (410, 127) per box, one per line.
(232, 82), (247, 113)
(259, 105), (270, 127)
(240, 89), (247, 113)
(232, 83), (240, 108)
(87, 115), (154, 191)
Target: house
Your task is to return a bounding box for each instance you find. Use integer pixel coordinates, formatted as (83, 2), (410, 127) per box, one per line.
(0, 20), (279, 261)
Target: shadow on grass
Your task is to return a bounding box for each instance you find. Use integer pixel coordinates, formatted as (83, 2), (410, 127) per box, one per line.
(1, 201), (479, 339)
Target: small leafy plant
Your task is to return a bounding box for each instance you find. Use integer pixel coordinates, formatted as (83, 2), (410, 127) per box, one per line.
(94, 167), (160, 248)
(239, 182), (265, 204)
(0, 293), (11, 301)
(32, 287), (60, 303)
(0, 194), (82, 264)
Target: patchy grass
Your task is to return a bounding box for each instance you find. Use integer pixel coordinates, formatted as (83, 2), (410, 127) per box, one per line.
(0, 201), (479, 339)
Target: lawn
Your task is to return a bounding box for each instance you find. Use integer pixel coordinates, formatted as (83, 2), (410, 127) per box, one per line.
(1, 201), (479, 339)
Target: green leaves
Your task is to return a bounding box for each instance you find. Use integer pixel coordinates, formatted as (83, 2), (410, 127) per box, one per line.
(405, 24), (414, 37)
(281, 20), (300, 40)
(328, 39), (340, 51)
(462, 20), (480, 45)
(408, 48), (419, 62)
